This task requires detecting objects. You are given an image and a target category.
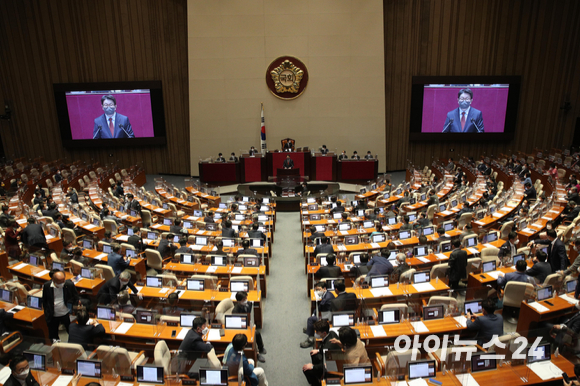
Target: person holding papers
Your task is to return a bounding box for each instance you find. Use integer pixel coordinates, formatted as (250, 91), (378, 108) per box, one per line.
(179, 316), (213, 359)
(4, 354), (40, 386)
(302, 320), (341, 386)
(466, 299), (504, 346)
(447, 239), (468, 290)
(97, 270), (142, 305)
(301, 282), (335, 348)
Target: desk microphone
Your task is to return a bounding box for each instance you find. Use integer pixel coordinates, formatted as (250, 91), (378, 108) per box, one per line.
(119, 124), (131, 138)
(471, 118), (484, 133)
(93, 125), (102, 139)
(442, 119), (454, 133)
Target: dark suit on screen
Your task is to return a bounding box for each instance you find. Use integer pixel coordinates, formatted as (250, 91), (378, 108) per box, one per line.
(443, 107), (484, 133)
(93, 113), (135, 139)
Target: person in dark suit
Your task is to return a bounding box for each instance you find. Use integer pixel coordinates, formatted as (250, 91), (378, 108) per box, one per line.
(233, 292), (266, 361)
(0, 308), (14, 335)
(54, 170), (63, 183)
(302, 282), (335, 348)
(313, 237), (334, 257)
(128, 226), (144, 252)
(526, 250), (552, 284)
(97, 271), (142, 305)
(283, 155), (294, 169)
(523, 182), (537, 201)
(564, 201), (580, 223)
(221, 219), (238, 238)
(338, 150), (348, 160)
(397, 190), (411, 207)
(329, 201), (345, 215)
(32, 192), (44, 207)
(302, 320), (341, 385)
(497, 259), (530, 288)
(170, 218), (184, 234)
(364, 151), (373, 160)
(350, 254), (371, 278)
(351, 151), (360, 160)
(366, 249), (394, 277)
(390, 253), (410, 283)
(238, 239), (258, 256)
(498, 231), (519, 263)
(42, 202), (60, 220)
(108, 243), (130, 276)
(315, 254), (341, 279)
(178, 316), (213, 359)
(0, 205), (14, 228)
(308, 225), (325, 243)
(331, 282), (357, 312)
(92, 94), (135, 139)
(466, 298), (503, 345)
(399, 215), (413, 231)
(114, 181), (125, 197)
(427, 190), (439, 206)
(66, 187), (78, 204)
(216, 153), (226, 162)
(126, 194), (141, 214)
(249, 146), (258, 156)
(68, 309), (105, 350)
(203, 211), (215, 223)
(447, 239), (468, 290)
(21, 218), (48, 250)
(158, 233), (174, 258)
(247, 222), (267, 242)
(442, 88), (484, 133)
(283, 141), (293, 152)
(530, 229), (569, 272)
(43, 270), (79, 341)
(4, 354), (40, 386)
(567, 187), (580, 205)
(175, 237), (193, 254)
(320, 145), (329, 155)
(550, 308), (580, 351)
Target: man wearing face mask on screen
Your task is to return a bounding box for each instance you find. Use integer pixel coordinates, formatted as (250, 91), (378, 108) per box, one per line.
(93, 94), (135, 139)
(442, 88), (485, 133)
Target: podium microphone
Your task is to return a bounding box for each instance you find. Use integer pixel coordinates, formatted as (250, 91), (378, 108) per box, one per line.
(119, 124), (131, 138)
(442, 119), (454, 133)
(470, 118), (483, 133)
(93, 125), (102, 139)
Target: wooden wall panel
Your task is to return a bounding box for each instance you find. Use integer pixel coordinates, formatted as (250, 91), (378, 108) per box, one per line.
(384, 0), (580, 171)
(0, 0), (189, 175)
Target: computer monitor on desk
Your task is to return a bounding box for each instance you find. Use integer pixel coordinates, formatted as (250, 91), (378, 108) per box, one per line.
(482, 261), (496, 273)
(537, 286), (553, 301)
(471, 352), (497, 373)
(224, 314), (248, 329)
(24, 352), (46, 371)
(378, 309), (400, 325)
(527, 343), (551, 364)
(343, 365), (373, 385)
(82, 239), (94, 249)
(244, 256), (260, 267)
(413, 271), (430, 284)
(211, 255), (226, 266)
(146, 276), (163, 288)
(369, 275), (389, 288)
(199, 368), (228, 386)
(103, 244), (113, 254)
(196, 236), (208, 246)
(413, 245), (428, 257)
(187, 278), (205, 291)
(344, 235), (359, 245)
(422, 305), (444, 321)
(136, 310), (157, 325)
(76, 359), (102, 378)
(97, 306), (116, 321)
(464, 236), (477, 248)
(407, 360), (436, 380)
(399, 230), (411, 240)
(230, 280), (250, 292)
(27, 295), (42, 310)
(371, 233), (386, 243)
(567, 280), (577, 294)
(136, 365), (164, 384)
(332, 312), (355, 327)
(386, 217), (397, 226)
(464, 300), (483, 315)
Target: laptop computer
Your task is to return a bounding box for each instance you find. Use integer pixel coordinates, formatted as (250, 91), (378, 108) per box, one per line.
(482, 261), (496, 273)
(527, 343), (551, 364)
(537, 286), (553, 301)
(187, 278), (204, 291)
(464, 300), (483, 315)
(96, 306), (116, 321)
(180, 312), (201, 327)
(136, 310), (157, 325)
(224, 314), (248, 329)
(413, 271), (430, 284)
(27, 295), (42, 310)
(146, 276), (163, 288)
(566, 279), (577, 294)
(24, 352), (46, 372)
(369, 275), (389, 288)
(413, 245), (429, 257)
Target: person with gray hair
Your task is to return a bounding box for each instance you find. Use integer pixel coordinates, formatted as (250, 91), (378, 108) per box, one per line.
(96, 270), (142, 305)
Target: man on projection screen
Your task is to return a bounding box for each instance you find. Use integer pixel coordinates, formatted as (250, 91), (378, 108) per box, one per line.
(442, 88), (485, 133)
(93, 94), (135, 139)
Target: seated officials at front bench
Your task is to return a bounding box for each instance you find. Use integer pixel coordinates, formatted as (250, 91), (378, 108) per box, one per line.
(442, 88), (484, 133)
(93, 94), (135, 139)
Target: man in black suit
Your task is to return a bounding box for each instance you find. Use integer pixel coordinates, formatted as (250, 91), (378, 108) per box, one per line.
(283, 155), (294, 169)
(247, 222), (267, 242)
(302, 320), (341, 385)
(364, 151), (373, 160)
(313, 237), (334, 257)
(238, 239), (258, 256)
(366, 249), (394, 277)
(170, 218), (184, 234)
(530, 229), (568, 272)
(523, 182), (537, 201)
(108, 243), (130, 276)
(0, 205), (14, 228)
(0, 308), (14, 335)
(350, 254), (371, 278)
(42, 202), (60, 220)
(66, 187), (78, 204)
(320, 145), (329, 155)
(399, 215), (413, 231)
(175, 237), (193, 254)
(128, 226), (144, 252)
(351, 151), (360, 160)
(158, 233), (174, 258)
(466, 299), (503, 345)
(302, 282), (335, 348)
(526, 250), (552, 284)
(97, 271), (142, 305)
(178, 316), (213, 359)
(43, 269), (79, 341)
(567, 187), (580, 205)
(32, 192), (44, 207)
(498, 231), (519, 263)
(203, 211), (215, 223)
(338, 150), (348, 160)
(564, 201), (580, 223)
(426, 189), (439, 206)
(4, 354), (40, 386)
(216, 153), (225, 162)
(329, 201), (345, 215)
(21, 218), (48, 250)
(54, 170), (63, 183)
(126, 194), (141, 214)
(315, 254), (341, 279)
(283, 141), (293, 152)
(331, 281), (357, 312)
(233, 292), (267, 361)
(447, 239), (468, 290)
(390, 253), (410, 283)
(550, 307), (580, 351)
(308, 225), (325, 243)
(230, 152), (239, 162)
(68, 309), (105, 350)
(114, 181), (125, 197)
(249, 146), (258, 156)
(221, 219), (238, 238)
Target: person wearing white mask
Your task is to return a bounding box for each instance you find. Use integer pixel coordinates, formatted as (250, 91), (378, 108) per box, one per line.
(178, 316), (213, 359)
(4, 354), (39, 386)
(233, 291), (267, 362)
(42, 269), (79, 342)
(498, 231), (519, 266)
(96, 270), (142, 305)
(301, 282), (335, 348)
(302, 320), (341, 386)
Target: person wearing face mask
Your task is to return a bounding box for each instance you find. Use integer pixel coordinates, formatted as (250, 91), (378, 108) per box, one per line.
(233, 292), (266, 362)
(498, 231), (519, 266)
(525, 250), (552, 284)
(178, 316), (213, 359)
(4, 354), (39, 386)
(301, 282), (335, 348)
(442, 88), (484, 133)
(96, 270), (142, 305)
(223, 334), (269, 386)
(92, 94), (135, 139)
(302, 320), (341, 386)
(529, 229), (569, 272)
(42, 269), (79, 341)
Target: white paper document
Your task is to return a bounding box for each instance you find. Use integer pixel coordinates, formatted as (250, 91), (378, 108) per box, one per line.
(560, 294), (579, 305)
(0, 367), (11, 384)
(113, 322), (133, 334)
(34, 269), (50, 277)
(52, 375), (74, 386)
(206, 266), (218, 273)
(13, 263), (27, 270)
(486, 271), (502, 279)
(412, 283), (435, 292)
(467, 248), (479, 254)
(191, 245), (204, 251)
(483, 243), (496, 249)
(231, 267), (243, 274)
(370, 243), (381, 249)
(177, 328), (190, 340)
(435, 253), (447, 260)
(417, 257), (431, 263)
(206, 329), (222, 341)
(492, 213), (503, 218)
(370, 325), (387, 337)
(369, 287), (393, 297)
(454, 315), (468, 328)
(528, 302), (549, 313)
(456, 372), (480, 386)
(411, 321), (429, 333)
(116, 235), (129, 242)
(527, 361), (563, 380)
(95, 253), (108, 260)
(337, 245), (347, 251)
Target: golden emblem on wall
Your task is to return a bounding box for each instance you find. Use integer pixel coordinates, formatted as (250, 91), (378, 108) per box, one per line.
(266, 56), (309, 100)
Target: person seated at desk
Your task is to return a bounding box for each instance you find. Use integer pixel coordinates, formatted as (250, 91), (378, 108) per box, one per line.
(283, 141), (293, 152)
(524, 182), (537, 201)
(216, 152), (225, 162)
(158, 233), (175, 258)
(446, 158), (455, 171)
(114, 181), (125, 197)
(351, 151), (360, 160)
(313, 237), (334, 257)
(108, 244), (130, 276)
(127, 226), (144, 252)
(222, 219), (238, 238)
(308, 225), (325, 243)
(526, 250), (552, 284)
(66, 187), (78, 204)
(567, 187), (580, 205)
(315, 254), (341, 279)
(329, 326), (370, 365)
(466, 298), (504, 346)
(249, 146), (258, 156)
(330, 201), (345, 215)
(97, 270), (142, 305)
(5, 220), (22, 259)
(339, 212), (350, 224)
(397, 191), (411, 208)
(21, 217), (48, 250)
(0, 205), (14, 228)
(233, 292), (267, 362)
(68, 309), (105, 350)
(230, 152), (239, 162)
(170, 218), (184, 234)
(223, 334), (269, 386)
(203, 211), (215, 223)
(414, 212), (431, 228)
(365, 207), (380, 221)
(529, 229), (568, 272)
(567, 174), (579, 190)
(350, 254), (371, 278)
(459, 224), (476, 242)
(71, 247), (90, 266)
(179, 316), (213, 359)
(302, 282), (335, 348)
(42, 202), (60, 220)
(302, 320), (341, 386)
(238, 239), (258, 256)
(498, 231), (519, 263)
(320, 145), (329, 155)
(4, 354), (40, 386)
(427, 189), (439, 207)
(248, 222), (267, 242)
(399, 215), (413, 231)
(101, 208), (121, 224)
(496, 259), (531, 288)
(391, 253), (410, 283)
(364, 151), (373, 160)
(563, 201), (580, 224)
(282, 155), (294, 169)
(448, 239), (468, 291)
(32, 191), (44, 207)
(126, 194), (142, 215)
(338, 150), (348, 160)
(162, 292), (185, 316)
(330, 282), (357, 313)
(366, 249), (394, 277)
(175, 237), (193, 254)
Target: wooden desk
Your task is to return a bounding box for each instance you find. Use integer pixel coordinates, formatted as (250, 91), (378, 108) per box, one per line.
(184, 186), (221, 205)
(472, 191), (524, 232)
(516, 295), (577, 337)
(0, 301), (48, 339)
(337, 159), (378, 181)
(81, 248), (147, 279)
